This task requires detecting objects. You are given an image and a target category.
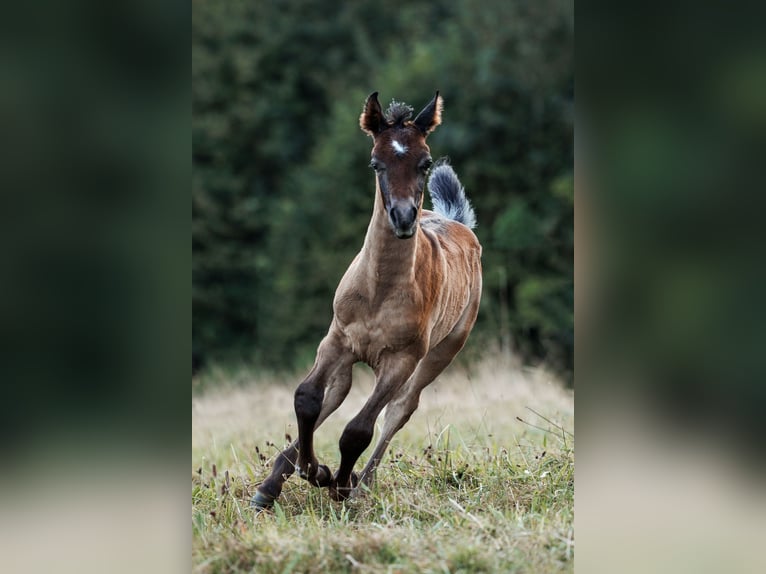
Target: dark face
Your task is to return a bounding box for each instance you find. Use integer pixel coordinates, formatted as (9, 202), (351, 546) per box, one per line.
(370, 128), (433, 239)
(359, 91), (444, 239)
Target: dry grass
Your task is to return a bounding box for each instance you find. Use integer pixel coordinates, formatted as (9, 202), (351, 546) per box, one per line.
(192, 356), (574, 573)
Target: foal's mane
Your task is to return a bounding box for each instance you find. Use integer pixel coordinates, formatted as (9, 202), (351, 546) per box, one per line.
(384, 100), (414, 127)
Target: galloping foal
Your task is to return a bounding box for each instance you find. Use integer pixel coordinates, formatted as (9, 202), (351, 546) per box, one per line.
(253, 91), (482, 509)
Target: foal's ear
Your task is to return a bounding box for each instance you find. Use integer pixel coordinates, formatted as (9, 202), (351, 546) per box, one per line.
(360, 91), (386, 136)
(413, 91), (443, 135)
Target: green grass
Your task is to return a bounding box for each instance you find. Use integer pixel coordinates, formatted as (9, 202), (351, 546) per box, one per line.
(192, 358), (574, 573)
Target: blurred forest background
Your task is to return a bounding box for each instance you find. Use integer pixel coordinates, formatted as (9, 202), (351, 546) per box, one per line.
(192, 0), (574, 384)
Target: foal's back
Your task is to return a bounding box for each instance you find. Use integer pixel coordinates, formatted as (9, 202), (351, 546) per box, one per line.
(417, 210), (482, 344)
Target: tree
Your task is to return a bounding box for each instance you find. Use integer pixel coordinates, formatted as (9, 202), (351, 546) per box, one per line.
(192, 0), (574, 383)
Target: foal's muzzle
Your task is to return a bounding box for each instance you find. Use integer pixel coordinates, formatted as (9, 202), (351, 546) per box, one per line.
(389, 203), (418, 239)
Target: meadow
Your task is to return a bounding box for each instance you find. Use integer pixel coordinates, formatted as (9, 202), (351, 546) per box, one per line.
(192, 356), (574, 573)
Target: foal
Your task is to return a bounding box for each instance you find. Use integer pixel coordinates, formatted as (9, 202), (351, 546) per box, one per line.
(253, 92), (482, 509)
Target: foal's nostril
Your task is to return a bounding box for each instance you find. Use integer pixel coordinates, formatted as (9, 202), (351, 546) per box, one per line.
(389, 207), (399, 228)
(398, 206), (417, 228)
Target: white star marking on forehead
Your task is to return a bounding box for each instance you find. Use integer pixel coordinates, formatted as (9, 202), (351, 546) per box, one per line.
(391, 140), (408, 156)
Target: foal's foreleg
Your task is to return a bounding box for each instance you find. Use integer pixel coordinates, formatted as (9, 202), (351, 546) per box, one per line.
(329, 355), (418, 501)
(359, 325), (474, 489)
(252, 371), (352, 509)
(295, 362), (354, 485)
(294, 343), (354, 483)
(252, 335), (353, 510)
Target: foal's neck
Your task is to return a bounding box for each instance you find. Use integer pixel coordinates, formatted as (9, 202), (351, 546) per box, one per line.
(360, 184), (419, 285)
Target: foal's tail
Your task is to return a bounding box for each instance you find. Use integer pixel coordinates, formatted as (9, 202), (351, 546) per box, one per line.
(427, 158), (477, 229)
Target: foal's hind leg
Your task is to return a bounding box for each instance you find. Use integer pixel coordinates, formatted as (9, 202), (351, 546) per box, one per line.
(252, 334), (353, 509)
(357, 326), (474, 491)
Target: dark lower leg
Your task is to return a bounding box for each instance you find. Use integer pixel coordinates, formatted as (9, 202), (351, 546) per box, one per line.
(329, 419), (374, 500)
(293, 338), (355, 483)
(252, 441), (298, 509)
(294, 376), (325, 482)
(254, 334), (354, 509)
(299, 373), (354, 487)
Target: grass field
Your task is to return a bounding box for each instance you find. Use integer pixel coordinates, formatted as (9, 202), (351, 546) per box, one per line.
(192, 356), (574, 573)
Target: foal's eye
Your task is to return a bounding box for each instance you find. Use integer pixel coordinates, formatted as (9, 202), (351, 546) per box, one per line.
(370, 161), (384, 172)
(420, 158), (433, 173)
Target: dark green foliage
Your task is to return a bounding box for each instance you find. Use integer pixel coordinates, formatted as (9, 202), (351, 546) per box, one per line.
(192, 0), (573, 382)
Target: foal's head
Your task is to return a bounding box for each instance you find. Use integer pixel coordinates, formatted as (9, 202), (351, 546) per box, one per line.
(360, 92), (443, 239)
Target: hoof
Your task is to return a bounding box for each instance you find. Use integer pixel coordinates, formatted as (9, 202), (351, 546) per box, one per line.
(312, 464), (333, 487)
(251, 489), (276, 511)
(329, 471), (359, 501)
(298, 463), (332, 487)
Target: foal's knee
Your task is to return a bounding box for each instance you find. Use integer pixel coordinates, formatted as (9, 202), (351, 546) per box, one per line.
(294, 380), (323, 423)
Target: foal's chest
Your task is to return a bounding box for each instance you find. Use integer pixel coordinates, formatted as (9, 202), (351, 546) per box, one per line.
(333, 286), (422, 363)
